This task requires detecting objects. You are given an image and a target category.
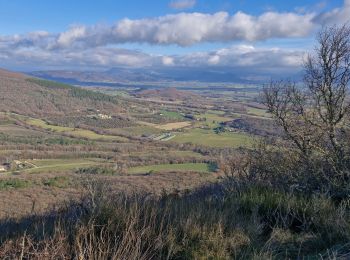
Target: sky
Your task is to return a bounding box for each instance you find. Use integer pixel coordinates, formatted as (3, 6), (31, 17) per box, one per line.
(0, 0), (349, 79)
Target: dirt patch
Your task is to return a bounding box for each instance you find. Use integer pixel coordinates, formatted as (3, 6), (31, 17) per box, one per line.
(155, 121), (191, 130)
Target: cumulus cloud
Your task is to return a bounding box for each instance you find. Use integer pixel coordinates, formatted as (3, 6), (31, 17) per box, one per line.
(49, 11), (315, 48)
(56, 25), (86, 47)
(162, 56), (175, 66)
(169, 0), (196, 10)
(314, 0), (350, 24)
(1, 0), (349, 51)
(208, 55), (220, 65)
(176, 45), (305, 72)
(0, 40), (305, 76)
(0, 31), (52, 50)
(0, 11), (317, 50)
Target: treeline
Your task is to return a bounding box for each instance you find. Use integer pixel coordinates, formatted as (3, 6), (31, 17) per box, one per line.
(27, 78), (117, 103)
(0, 134), (93, 146)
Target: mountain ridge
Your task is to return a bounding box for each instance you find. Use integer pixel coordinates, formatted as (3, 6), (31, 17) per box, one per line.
(30, 67), (287, 85)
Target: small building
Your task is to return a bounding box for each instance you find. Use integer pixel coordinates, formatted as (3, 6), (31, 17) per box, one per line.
(97, 114), (112, 119)
(0, 165), (7, 172)
(14, 160), (26, 168)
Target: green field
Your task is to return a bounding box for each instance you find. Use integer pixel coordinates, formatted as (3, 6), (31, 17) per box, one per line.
(160, 110), (185, 120)
(128, 162), (215, 174)
(23, 158), (103, 173)
(0, 179), (31, 190)
(196, 112), (232, 123)
(246, 107), (269, 117)
(206, 110), (226, 115)
(26, 118), (128, 141)
(0, 124), (45, 137)
(108, 125), (163, 137)
(128, 150), (205, 159)
(159, 150), (205, 158)
(194, 112), (233, 128)
(172, 128), (254, 148)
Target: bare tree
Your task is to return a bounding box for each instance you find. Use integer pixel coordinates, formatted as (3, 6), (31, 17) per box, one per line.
(262, 81), (316, 159)
(304, 24), (350, 162)
(262, 24), (350, 178)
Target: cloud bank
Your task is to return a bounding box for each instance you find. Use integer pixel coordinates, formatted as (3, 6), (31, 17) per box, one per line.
(0, 0), (349, 77)
(314, 0), (350, 24)
(2, 11), (317, 50)
(0, 42), (305, 76)
(5, 0), (349, 50)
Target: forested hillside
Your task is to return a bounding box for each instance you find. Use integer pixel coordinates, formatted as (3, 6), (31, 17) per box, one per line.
(0, 69), (123, 116)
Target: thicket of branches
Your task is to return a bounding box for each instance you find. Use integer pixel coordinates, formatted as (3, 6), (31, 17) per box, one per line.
(228, 25), (350, 198)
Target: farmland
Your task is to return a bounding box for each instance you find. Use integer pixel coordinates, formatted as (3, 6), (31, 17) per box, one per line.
(128, 162), (216, 174)
(154, 121), (192, 130)
(24, 158), (104, 173)
(26, 118), (128, 141)
(172, 128), (254, 147)
(0, 69), (275, 219)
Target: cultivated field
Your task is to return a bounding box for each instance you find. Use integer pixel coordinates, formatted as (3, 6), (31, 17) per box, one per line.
(26, 118), (128, 141)
(155, 121), (192, 130)
(128, 162), (216, 174)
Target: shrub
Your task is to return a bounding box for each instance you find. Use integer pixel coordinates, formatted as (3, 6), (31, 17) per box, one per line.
(43, 176), (70, 188)
(75, 166), (116, 175)
(0, 179), (31, 190)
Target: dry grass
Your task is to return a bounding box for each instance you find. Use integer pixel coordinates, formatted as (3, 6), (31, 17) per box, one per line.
(0, 182), (349, 259)
(0, 171), (217, 219)
(136, 120), (192, 130)
(155, 121), (192, 130)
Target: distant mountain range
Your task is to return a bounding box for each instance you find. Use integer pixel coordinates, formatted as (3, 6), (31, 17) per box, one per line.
(30, 67), (302, 86)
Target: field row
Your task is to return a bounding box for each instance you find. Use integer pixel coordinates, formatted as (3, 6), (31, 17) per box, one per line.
(0, 158), (216, 175)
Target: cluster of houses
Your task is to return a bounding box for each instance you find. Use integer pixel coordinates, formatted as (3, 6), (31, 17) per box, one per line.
(0, 160), (27, 173)
(87, 113), (112, 120)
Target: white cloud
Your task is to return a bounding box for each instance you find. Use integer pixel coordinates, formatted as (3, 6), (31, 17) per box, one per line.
(51, 11), (315, 47)
(56, 25), (86, 47)
(208, 55), (220, 65)
(1, 0), (349, 51)
(0, 11), (317, 50)
(162, 56), (175, 66)
(0, 40), (305, 74)
(176, 45), (305, 71)
(169, 0), (196, 10)
(314, 0), (350, 24)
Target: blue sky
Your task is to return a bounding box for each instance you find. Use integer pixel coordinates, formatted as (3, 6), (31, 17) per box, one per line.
(0, 0), (348, 79)
(0, 0), (344, 34)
